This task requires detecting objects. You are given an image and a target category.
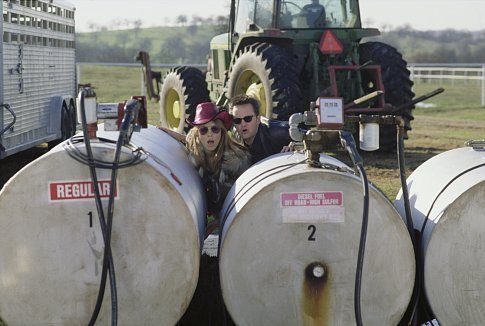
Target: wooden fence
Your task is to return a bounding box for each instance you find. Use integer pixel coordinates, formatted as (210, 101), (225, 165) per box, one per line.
(408, 63), (485, 107)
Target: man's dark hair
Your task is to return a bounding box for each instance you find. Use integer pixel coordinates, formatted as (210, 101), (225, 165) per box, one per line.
(229, 94), (260, 116)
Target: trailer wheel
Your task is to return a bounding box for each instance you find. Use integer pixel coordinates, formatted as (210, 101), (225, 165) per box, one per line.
(60, 102), (76, 140)
(160, 66), (210, 133)
(69, 101), (77, 135)
(48, 102), (76, 149)
(359, 41), (415, 152)
(227, 42), (302, 120)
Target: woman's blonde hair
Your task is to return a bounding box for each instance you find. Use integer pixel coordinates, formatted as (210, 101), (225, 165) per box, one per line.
(186, 119), (247, 174)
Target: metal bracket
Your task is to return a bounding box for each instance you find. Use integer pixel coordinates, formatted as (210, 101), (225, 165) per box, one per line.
(465, 139), (485, 151)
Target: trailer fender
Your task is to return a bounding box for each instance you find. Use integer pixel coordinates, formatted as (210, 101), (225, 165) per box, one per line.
(48, 96), (65, 135)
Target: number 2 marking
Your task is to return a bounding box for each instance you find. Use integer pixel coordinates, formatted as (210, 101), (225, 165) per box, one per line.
(308, 225), (316, 241)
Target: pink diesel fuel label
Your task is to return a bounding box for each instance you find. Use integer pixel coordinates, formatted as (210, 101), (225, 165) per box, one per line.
(280, 191), (344, 223)
(281, 191), (342, 207)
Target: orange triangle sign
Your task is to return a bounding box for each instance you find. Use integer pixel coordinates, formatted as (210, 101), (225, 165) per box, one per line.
(319, 30), (344, 54)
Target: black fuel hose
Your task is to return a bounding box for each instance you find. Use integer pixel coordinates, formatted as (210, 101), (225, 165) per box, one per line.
(96, 99), (138, 325)
(64, 135), (145, 169)
(88, 99), (139, 326)
(354, 163), (369, 326)
(76, 89), (117, 326)
(396, 120), (420, 326)
(339, 130), (368, 326)
(64, 95), (144, 325)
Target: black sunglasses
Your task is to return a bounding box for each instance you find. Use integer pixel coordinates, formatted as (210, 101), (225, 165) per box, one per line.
(198, 125), (221, 135)
(233, 115), (255, 125)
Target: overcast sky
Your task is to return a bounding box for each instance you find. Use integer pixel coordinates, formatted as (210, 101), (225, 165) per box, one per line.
(67, 0), (484, 32)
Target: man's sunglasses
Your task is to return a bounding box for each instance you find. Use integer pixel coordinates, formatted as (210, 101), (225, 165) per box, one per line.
(233, 115), (255, 125)
(198, 126), (221, 135)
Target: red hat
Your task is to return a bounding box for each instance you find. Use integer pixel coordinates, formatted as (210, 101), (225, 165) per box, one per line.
(186, 102), (232, 130)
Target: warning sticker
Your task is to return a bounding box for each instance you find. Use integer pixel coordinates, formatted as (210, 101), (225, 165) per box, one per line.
(280, 191), (344, 223)
(49, 180), (118, 202)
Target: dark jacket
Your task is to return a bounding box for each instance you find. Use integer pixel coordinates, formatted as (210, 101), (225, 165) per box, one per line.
(249, 120), (291, 164)
(302, 2), (325, 26)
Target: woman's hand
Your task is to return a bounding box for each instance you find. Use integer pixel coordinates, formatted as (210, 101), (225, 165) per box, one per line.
(158, 126), (187, 144)
(280, 142), (295, 152)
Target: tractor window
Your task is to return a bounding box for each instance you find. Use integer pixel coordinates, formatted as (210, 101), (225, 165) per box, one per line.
(235, 0), (255, 34)
(254, 0), (274, 29)
(235, 0), (274, 32)
(278, 0), (360, 29)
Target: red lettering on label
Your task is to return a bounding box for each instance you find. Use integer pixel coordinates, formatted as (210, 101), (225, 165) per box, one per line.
(281, 191), (342, 207)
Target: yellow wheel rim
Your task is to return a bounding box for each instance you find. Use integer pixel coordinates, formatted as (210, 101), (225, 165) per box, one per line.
(165, 89), (182, 129)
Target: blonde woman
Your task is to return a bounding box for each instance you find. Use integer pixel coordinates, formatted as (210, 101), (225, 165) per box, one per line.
(162, 102), (248, 325)
(186, 102), (251, 216)
(160, 102), (251, 221)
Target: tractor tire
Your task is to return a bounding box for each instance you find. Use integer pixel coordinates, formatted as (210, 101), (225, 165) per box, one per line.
(160, 66), (210, 133)
(227, 42), (302, 120)
(359, 41), (415, 152)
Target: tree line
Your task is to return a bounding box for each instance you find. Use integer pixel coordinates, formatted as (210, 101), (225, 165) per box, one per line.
(83, 15), (228, 33)
(76, 20), (485, 64)
(370, 26), (485, 63)
(76, 18), (227, 64)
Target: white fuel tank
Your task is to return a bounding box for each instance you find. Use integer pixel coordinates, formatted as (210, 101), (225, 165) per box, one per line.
(395, 146), (485, 324)
(219, 152), (415, 325)
(0, 125), (205, 325)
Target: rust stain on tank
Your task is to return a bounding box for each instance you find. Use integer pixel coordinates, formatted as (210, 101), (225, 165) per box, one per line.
(301, 262), (331, 326)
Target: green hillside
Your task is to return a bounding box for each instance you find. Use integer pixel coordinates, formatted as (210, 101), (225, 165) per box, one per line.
(366, 28), (485, 63)
(77, 25), (227, 64)
(76, 24), (485, 64)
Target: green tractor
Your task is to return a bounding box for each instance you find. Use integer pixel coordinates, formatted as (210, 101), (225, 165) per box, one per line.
(157, 0), (415, 151)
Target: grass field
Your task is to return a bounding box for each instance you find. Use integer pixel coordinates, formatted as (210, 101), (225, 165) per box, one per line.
(362, 80), (484, 197)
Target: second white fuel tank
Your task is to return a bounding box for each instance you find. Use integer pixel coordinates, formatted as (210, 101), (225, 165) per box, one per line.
(219, 152), (415, 325)
(395, 145), (485, 324)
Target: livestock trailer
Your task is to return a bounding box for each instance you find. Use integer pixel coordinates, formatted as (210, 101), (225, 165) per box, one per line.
(0, 0), (77, 159)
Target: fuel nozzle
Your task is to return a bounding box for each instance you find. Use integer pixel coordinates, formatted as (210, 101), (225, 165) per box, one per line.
(77, 86), (97, 139)
(339, 130), (363, 168)
(120, 99), (141, 145)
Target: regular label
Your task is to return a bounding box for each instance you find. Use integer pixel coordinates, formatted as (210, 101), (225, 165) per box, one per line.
(49, 180), (118, 201)
(280, 191), (344, 223)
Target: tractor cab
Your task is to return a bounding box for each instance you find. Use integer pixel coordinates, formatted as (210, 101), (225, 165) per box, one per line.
(233, 0), (361, 33)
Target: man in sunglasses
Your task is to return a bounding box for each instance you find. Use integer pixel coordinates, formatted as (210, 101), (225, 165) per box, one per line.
(229, 94), (292, 164)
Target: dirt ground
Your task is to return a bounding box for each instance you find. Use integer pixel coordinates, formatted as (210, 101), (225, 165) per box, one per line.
(0, 145), (49, 191)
